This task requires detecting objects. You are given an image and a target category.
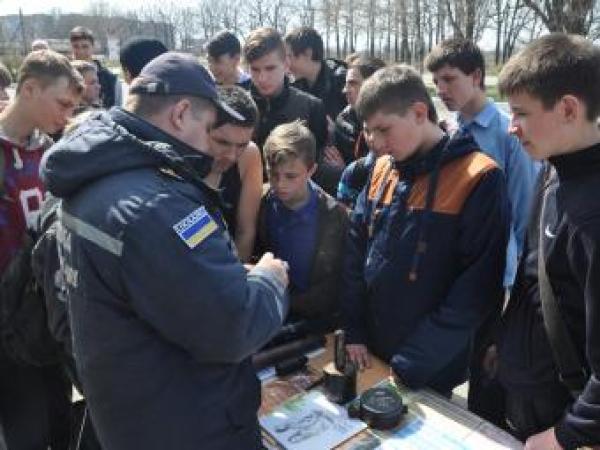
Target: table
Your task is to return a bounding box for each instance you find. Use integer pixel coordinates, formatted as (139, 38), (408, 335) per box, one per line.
(260, 334), (524, 449)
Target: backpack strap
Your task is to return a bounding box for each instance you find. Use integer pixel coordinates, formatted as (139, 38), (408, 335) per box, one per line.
(538, 169), (588, 398)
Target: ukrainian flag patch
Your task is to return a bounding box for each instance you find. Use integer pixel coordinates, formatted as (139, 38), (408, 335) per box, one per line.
(173, 206), (218, 249)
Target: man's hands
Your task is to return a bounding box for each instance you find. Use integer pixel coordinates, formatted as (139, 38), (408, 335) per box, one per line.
(255, 252), (289, 288)
(346, 344), (371, 371)
(525, 428), (563, 450)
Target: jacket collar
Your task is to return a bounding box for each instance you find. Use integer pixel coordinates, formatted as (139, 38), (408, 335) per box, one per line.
(393, 132), (478, 179)
(250, 77), (292, 111)
(549, 141), (600, 181)
(458, 100), (497, 129)
(110, 107), (213, 178)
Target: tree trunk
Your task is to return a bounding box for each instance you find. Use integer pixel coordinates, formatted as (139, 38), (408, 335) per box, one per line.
(413, 0), (422, 70)
(495, 0), (502, 65)
(394, 0), (400, 61)
(400, 0), (410, 62)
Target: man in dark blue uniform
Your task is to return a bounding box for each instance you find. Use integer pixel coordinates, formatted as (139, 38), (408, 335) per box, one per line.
(41, 52), (289, 450)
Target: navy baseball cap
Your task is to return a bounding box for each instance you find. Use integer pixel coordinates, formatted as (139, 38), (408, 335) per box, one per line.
(129, 52), (244, 121)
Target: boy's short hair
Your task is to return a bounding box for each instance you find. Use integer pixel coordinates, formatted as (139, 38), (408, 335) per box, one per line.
(284, 27), (323, 62)
(243, 27), (285, 63)
(0, 62), (12, 88)
(499, 33), (600, 121)
(71, 60), (97, 77)
(119, 37), (168, 78)
(207, 31), (241, 59)
(264, 120), (316, 169)
(356, 65), (438, 124)
(70, 26), (95, 44)
(348, 55), (386, 80)
(16, 50), (84, 95)
(425, 38), (485, 89)
(214, 86), (258, 129)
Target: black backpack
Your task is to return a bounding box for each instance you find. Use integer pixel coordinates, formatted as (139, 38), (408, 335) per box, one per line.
(0, 195), (65, 367)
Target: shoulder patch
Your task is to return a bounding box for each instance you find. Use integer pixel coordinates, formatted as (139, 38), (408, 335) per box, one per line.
(173, 206), (218, 249)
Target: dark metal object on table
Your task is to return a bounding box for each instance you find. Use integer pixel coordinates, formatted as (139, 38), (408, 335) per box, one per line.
(347, 386), (406, 430)
(322, 330), (357, 404)
(334, 329), (346, 372)
(275, 355), (308, 376)
(252, 334), (325, 371)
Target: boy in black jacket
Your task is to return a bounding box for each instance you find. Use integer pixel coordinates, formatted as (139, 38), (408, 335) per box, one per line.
(243, 28), (334, 192)
(284, 27), (347, 120)
(498, 33), (600, 449)
(243, 27), (327, 155)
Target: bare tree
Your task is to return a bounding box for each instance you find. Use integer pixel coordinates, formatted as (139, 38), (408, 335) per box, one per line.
(444, 0), (492, 40)
(522, 0), (594, 34)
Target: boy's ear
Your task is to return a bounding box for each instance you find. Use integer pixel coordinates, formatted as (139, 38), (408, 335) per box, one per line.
(471, 68), (483, 88)
(19, 78), (39, 99)
(411, 102), (429, 124)
(308, 162), (318, 177)
(559, 95), (583, 123)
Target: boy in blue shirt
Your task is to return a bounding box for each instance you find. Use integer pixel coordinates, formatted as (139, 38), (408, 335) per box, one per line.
(426, 39), (539, 424)
(257, 121), (348, 329)
(426, 38), (538, 289)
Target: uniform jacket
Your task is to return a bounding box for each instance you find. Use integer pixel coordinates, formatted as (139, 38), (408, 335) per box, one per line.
(342, 134), (509, 393)
(40, 108), (289, 450)
(257, 183), (349, 329)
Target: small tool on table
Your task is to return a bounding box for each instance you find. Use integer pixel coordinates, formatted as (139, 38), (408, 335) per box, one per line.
(323, 329), (357, 404)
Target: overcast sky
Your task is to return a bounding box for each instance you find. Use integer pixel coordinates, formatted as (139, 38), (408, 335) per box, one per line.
(0, 0), (198, 15)
(0, 0), (498, 50)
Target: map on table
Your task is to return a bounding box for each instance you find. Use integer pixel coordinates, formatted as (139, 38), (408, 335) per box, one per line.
(260, 390), (367, 450)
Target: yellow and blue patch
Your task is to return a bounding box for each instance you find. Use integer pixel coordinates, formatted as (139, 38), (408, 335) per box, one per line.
(173, 206), (218, 249)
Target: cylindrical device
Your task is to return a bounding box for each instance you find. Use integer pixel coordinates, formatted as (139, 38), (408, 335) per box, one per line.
(323, 361), (357, 404)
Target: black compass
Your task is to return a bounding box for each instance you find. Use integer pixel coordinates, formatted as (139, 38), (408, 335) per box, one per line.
(347, 386), (406, 430)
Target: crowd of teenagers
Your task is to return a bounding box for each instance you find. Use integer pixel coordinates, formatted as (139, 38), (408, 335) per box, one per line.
(0, 23), (599, 450)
